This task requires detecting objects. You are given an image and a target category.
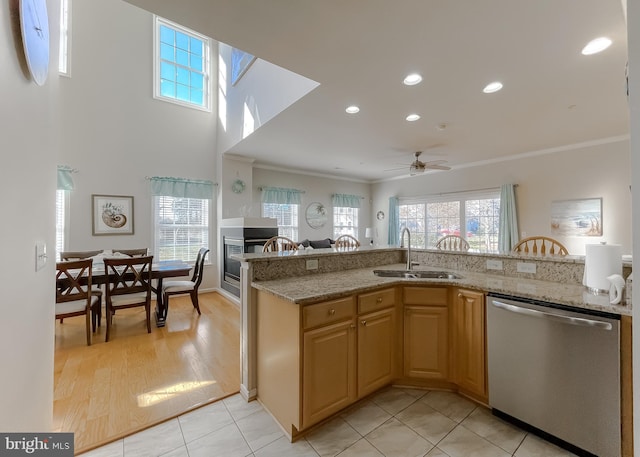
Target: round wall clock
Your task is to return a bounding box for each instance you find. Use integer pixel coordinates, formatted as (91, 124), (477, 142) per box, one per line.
(376, 210), (385, 220)
(19, 0), (50, 86)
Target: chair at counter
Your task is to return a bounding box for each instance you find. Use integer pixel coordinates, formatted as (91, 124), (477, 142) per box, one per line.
(263, 236), (299, 252)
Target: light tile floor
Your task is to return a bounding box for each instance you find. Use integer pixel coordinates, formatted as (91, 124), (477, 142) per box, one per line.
(79, 387), (578, 457)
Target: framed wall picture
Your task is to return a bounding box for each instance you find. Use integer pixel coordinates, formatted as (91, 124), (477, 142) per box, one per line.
(550, 197), (602, 236)
(92, 194), (134, 235)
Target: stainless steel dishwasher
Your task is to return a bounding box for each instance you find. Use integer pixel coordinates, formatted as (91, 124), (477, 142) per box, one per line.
(486, 294), (620, 457)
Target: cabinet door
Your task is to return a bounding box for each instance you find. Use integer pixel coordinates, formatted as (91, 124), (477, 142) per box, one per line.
(302, 319), (356, 428)
(403, 305), (449, 380)
(453, 289), (487, 399)
(358, 307), (396, 398)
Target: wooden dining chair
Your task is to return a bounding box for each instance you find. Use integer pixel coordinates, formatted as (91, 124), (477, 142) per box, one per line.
(435, 235), (470, 252)
(103, 255), (153, 342)
(334, 234), (360, 249)
(56, 259), (100, 346)
(162, 248), (209, 315)
(112, 248), (148, 257)
(512, 236), (568, 256)
(59, 250), (104, 331)
(262, 236), (299, 252)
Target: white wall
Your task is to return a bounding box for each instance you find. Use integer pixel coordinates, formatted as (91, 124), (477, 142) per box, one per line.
(59, 0), (219, 288)
(252, 168), (372, 242)
(0, 0), (59, 431)
(372, 139), (631, 255)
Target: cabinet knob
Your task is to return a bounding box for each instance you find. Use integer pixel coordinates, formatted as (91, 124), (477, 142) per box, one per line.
(458, 293), (463, 298)
(376, 297), (383, 303)
(361, 320), (367, 326)
(328, 309), (336, 316)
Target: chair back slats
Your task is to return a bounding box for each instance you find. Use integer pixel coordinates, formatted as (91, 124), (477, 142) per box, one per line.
(512, 236), (568, 256)
(56, 259), (93, 303)
(435, 235), (470, 252)
(104, 256), (153, 298)
(334, 234), (360, 249)
(192, 248), (210, 286)
(263, 236), (299, 252)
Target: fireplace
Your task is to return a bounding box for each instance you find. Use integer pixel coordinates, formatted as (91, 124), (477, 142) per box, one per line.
(220, 218), (278, 298)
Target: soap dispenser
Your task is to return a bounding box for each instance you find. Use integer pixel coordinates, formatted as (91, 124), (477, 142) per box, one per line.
(625, 273), (633, 306)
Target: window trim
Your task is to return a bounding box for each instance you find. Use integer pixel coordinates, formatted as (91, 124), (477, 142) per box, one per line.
(153, 15), (212, 112)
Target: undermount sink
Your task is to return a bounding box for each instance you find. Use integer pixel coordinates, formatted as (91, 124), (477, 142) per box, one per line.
(373, 269), (463, 279)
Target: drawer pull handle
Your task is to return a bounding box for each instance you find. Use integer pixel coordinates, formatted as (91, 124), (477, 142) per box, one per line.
(350, 324), (356, 329)
(328, 309), (336, 316)
(376, 297), (383, 303)
(458, 293), (463, 298)
(361, 320), (367, 326)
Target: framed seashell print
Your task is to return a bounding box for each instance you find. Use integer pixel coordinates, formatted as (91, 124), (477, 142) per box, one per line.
(92, 194), (134, 235)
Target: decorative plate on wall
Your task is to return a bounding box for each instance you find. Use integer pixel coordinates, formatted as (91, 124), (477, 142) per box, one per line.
(231, 179), (246, 194)
(377, 210), (385, 220)
(306, 202), (327, 229)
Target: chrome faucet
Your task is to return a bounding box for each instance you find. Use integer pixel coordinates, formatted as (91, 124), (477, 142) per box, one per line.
(400, 227), (412, 270)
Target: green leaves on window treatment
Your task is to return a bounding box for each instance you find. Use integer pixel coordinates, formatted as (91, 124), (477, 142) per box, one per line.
(150, 176), (214, 199)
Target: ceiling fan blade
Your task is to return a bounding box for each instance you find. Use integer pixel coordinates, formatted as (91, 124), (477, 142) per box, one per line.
(425, 164), (451, 170)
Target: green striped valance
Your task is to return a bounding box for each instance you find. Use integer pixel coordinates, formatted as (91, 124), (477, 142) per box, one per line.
(57, 165), (75, 191)
(261, 187), (303, 205)
(332, 193), (362, 208)
(150, 176), (215, 199)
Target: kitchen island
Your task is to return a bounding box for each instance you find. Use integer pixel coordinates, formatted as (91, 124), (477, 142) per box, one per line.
(234, 246), (632, 454)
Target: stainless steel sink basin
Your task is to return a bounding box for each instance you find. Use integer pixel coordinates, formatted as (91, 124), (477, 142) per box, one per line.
(373, 270), (463, 279)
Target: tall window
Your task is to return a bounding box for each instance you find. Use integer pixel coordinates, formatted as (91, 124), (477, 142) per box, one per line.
(58, 0), (71, 75)
(399, 190), (501, 253)
(55, 190), (67, 261)
(263, 203), (299, 241)
(154, 16), (210, 111)
(333, 207), (358, 238)
(154, 196), (209, 262)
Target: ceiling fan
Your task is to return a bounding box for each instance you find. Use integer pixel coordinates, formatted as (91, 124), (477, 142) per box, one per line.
(385, 151), (451, 176)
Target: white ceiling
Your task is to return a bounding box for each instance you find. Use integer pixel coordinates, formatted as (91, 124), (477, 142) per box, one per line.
(127, 0), (629, 182)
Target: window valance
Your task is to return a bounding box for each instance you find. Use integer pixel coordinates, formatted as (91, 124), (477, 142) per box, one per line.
(261, 187), (303, 205)
(332, 193), (362, 208)
(149, 176), (215, 199)
(57, 165), (75, 191)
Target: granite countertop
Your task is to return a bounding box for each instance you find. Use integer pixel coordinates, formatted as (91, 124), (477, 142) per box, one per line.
(252, 263), (631, 316)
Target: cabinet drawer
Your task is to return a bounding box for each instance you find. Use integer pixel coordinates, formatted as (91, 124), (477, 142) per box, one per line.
(403, 286), (448, 306)
(303, 297), (354, 329)
(358, 288), (395, 314)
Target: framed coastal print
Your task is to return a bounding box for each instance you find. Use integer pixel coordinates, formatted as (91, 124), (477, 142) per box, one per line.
(550, 198), (602, 237)
(92, 194), (134, 235)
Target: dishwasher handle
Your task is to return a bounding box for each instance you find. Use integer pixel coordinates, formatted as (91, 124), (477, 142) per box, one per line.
(491, 300), (613, 330)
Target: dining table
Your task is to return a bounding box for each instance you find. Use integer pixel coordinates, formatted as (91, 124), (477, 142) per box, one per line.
(57, 260), (192, 327)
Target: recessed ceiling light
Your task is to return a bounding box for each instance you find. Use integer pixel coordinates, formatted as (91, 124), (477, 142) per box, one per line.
(483, 81), (503, 94)
(406, 114), (421, 122)
(581, 37), (612, 55)
(345, 105), (360, 114)
(403, 73), (423, 86)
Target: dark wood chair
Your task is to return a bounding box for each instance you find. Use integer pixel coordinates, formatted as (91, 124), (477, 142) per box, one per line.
(59, 250), (104, 331)
(103, 255), (153, 342)
(56, 259), (100, 346)
(262, 236), (299, 252)
(334, 234), (360, 249)
(162, 248), (209, 315)
(112, 248), (148, 257)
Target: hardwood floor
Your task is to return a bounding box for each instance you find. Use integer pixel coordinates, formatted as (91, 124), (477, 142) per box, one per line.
(53, 292), (240, 455)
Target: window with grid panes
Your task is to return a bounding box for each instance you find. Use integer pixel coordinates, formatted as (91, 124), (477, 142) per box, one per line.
(262, 203), (299, 241)
(399, 190), (500, 253)
(333, 207), (358, 238)
(154, 196), (210, 262)
(155, 16), (210, 111)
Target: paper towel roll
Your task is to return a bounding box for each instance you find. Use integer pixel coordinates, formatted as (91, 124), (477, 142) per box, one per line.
(583, 243), (622, 292)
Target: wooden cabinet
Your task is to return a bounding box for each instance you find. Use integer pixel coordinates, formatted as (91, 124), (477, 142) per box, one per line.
(452, 288), (487, 400)
(356, 288), (397, 398)
(402, 287), (449, 380)
(302, 318), (356, 428)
